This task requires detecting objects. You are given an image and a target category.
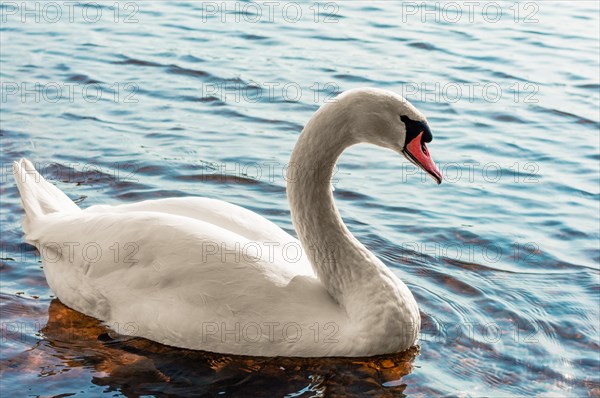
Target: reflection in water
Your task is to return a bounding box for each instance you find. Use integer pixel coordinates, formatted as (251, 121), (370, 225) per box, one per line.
(2, 297), (418, 397)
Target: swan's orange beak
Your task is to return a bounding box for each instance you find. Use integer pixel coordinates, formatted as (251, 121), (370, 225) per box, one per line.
(403, 132), (443, 184)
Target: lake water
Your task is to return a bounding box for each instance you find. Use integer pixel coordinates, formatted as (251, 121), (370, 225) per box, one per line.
(1, 1), (599, 397)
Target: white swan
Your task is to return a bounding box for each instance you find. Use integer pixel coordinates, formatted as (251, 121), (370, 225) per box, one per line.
(13, 88), (442, 357)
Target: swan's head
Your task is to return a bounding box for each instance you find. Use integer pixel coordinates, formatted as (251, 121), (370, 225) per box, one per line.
(335, 88), (443, 184)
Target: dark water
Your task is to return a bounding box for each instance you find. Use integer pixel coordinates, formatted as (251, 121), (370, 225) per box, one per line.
(1, 1), (599, 397)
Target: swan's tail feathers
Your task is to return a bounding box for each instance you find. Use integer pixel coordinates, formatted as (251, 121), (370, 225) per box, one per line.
(13, 158), (80, 233)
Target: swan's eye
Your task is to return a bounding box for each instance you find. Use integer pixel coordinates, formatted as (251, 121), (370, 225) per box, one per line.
(400, 115), (433, 145)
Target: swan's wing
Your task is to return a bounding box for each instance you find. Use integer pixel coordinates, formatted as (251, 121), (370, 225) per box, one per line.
(27, 210), (310, 314)
(28, 209), (309, 280)
(84, 198), (314, 278)
(85, 197), (295, 244)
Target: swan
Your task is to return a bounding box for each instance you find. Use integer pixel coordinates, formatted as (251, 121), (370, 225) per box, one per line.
(13, 88), (442, 357)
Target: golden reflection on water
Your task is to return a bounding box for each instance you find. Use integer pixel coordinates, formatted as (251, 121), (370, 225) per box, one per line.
(2, 297), (419, 397)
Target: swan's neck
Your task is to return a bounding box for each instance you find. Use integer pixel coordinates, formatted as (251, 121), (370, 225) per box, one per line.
(287, 108), (419, 333)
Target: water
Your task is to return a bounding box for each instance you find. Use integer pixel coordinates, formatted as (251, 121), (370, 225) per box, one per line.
(1, 1), (599, 396)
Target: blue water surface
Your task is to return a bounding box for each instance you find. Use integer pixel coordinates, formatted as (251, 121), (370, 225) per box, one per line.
(1, 1), (599, 397)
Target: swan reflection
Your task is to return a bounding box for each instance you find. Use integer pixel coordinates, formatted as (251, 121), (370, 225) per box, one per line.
(12, 299), (419, 397)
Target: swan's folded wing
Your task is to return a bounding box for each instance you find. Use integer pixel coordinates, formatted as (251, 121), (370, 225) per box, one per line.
(85, 197), (295, 245)
(26, 210), (311, 314)
(84, 197), (314, 275)
(27, 210), (304, 281)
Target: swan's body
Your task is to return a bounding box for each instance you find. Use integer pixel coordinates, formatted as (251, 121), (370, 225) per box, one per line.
(13, 88), (442, 357)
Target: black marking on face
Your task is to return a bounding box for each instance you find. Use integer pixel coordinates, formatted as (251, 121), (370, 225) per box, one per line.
(400, 115), (432, 145)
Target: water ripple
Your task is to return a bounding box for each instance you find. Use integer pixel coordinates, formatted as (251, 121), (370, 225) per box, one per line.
(1, 1), (598, 397)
